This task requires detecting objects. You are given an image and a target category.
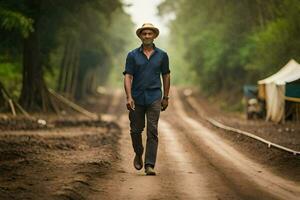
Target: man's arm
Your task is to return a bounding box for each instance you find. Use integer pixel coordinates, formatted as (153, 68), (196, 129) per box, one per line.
(162, 73), (170, 98)
(124, 74), (135, 110)
(161, 73), (170, 111)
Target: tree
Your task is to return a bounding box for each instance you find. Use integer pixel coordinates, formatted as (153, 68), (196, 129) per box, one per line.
(1, 0), (125, 111)
(159, 0), (300, 99)
(54, 1), (131, 100)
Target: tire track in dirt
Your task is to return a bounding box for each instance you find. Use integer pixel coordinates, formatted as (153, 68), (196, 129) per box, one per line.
(97, 88), (299, 200)
(100, 89), (258, 199)
(0, 89), (122, 200)
(0, 125), (120, 200)
(98, 89), (185, 199)
(159, 120), (220, 199)
(163, 88), (300, 200)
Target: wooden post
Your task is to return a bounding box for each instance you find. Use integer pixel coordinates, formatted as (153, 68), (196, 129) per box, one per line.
(48, 88), (98, 120)
(1, 86), (32, 119)
(8, 99), (16, 116)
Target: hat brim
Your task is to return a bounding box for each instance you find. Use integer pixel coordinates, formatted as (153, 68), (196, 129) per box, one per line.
(136, 27), (159, 38)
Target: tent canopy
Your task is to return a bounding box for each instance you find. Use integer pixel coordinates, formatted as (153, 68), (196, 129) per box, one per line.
(258, 59), (300, 85)
(258, 59), (300, 123)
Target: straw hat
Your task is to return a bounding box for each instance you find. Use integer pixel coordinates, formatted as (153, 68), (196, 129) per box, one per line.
(136, 23), (159, 38)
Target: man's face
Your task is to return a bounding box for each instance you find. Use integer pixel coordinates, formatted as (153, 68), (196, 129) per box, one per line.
(140, 29), (156, 45)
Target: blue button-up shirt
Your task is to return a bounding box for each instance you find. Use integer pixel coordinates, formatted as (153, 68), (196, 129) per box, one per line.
(123, 44), (170, 106)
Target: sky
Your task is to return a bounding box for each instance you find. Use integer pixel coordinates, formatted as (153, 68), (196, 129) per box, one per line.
(122, 0), (169, 36)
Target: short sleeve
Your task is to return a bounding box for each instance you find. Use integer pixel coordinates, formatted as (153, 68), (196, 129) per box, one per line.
(123, 52), (135, 75)
(161, 52), (170, 75)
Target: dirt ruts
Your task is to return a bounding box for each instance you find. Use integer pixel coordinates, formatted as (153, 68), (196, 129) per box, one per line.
(0, 121), (121, 200)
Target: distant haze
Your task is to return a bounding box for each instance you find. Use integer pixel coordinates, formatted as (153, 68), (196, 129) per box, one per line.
(123, 0), (169, 36)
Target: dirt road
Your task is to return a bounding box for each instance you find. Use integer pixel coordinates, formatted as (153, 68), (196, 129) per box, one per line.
(101, 88), (300, 200)
(0, 88), (299, 200)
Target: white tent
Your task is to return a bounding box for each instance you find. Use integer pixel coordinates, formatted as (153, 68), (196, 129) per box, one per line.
(258, 59), (300, 123)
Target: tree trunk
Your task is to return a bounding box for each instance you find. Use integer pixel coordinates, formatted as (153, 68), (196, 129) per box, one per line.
(0, 82), (6, 109)
(63, 40), (74, 96)
(65, 40), (77, 99)
(19, 28), (52, 112)
(70, 45), (80, 98)
(57, 39), (71, 92)
(57, 38), (81, 100)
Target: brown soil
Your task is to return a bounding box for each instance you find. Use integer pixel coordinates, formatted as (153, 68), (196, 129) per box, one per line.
(178, 88), (300, 182)
(0, 88), (299, 200)
(98, 88), (299, 200)
(186, 89), (300, 151)
(0, 92), (121, 200)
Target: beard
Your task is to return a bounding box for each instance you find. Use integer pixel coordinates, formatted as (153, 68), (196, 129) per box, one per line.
(143, 39), (153, 45)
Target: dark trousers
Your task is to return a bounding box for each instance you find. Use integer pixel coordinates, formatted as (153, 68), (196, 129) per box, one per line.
(129, 99), (161, 168)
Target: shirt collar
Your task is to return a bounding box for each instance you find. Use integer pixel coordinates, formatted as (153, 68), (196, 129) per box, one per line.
(139, 43), (156, 52)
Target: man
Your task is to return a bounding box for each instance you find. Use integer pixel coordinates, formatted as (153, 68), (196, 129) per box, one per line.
(123, 23), (171, 176)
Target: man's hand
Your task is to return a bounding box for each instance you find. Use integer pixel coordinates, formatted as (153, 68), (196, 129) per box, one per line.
(161, 99), (168, 111)
(126, 97), (135, 111)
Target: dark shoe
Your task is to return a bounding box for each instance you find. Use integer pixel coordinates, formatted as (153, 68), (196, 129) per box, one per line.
(133, 154), (143, 170)
(145, 166), (156, 176)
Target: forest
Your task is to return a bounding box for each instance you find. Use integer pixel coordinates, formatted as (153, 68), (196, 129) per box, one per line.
(1, 0), (300, 113)
(0, 0), (134, 113)
(159, 0), (300, 98)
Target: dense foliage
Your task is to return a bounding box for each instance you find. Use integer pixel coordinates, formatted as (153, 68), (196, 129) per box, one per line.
(159, 0), (300, 95)
(0, 0), (134, 111)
